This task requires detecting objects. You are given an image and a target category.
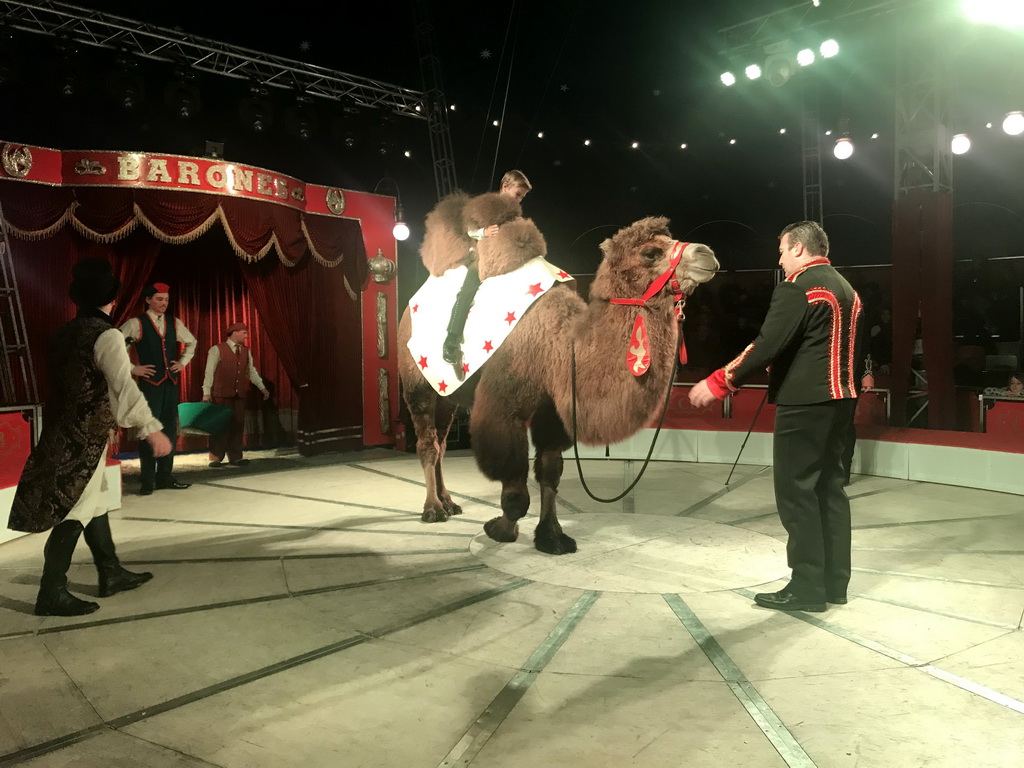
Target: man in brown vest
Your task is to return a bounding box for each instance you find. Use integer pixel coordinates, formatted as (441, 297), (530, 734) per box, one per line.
(202, 322), (269, 467)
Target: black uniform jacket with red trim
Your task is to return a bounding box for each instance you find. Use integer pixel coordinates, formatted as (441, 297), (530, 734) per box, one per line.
(708, 259), (863, 405)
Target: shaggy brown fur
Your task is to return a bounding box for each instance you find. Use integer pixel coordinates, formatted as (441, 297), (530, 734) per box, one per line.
(419, 191), (473, 276)
(476, 217), (548, 280)
(399, 215), (719, 555)
(462, 192), (522, 232)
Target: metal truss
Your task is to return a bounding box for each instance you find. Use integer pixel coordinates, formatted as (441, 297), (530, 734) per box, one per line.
(893, 21), (952, 198)
(0, 0), (428, 119)
(415, 3), (457, 200)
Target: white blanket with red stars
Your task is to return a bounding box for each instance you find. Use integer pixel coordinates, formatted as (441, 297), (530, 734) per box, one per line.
(406, 257), (574, 396)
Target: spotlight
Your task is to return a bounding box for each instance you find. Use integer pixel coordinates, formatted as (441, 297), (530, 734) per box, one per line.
(729, 139), (737, 145)
(962, 0), (1024, 29)
(583, 139), (591, 146)
(720, 71), (736, 86)
(951, 133), (972, 154)
(680, 143), (688, 149)
(745, 64), (762, 80)
(833, 137), (854, 159)
(537, 131), (544, 138)
(1002, 111), (1024, 135)
(780, 128), (787, 134)
(449, 104), (456, 110)
(820, 39), (840, 58)
(797, 48), (815, 66)
(492, 120), (499, 126)
(871, 133), (879, 139)
(631, 141), (639, 149)
(404, 150), (411, 158)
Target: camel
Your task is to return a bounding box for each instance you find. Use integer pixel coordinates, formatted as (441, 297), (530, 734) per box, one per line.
(398, 213), (718, 555)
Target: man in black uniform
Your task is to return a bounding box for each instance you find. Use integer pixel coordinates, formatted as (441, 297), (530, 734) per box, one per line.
(690, 221), (863, 612)
(120, 282), (196, 495)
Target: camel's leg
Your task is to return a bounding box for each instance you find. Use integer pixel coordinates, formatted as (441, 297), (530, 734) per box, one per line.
(433, 398), (462, 516)
(404, 382), (450, 523)
(471, 393), (529, 543)
(530, 399), (577, 555)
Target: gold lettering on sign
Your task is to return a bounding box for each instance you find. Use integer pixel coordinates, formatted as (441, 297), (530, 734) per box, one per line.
(146, 158), (172, 183)
(117, 155), (141, 181)
(178, 162), (200, 185)
(231, 167), (253, 193)
(274, 178), (288, 200)
(257, 173), (273, 196)
(206, 164), (227, 189)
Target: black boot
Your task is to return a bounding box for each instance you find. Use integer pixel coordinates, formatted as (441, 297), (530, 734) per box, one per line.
(83, 514), (153, 597)
(35, 521), (99, 617)
(442, 267), (482, 379)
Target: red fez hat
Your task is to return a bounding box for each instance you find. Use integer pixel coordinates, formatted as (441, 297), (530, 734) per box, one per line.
(143, 282), (170, 298)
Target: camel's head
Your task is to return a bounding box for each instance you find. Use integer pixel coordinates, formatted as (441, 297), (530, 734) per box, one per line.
(591, 217), (719, 303)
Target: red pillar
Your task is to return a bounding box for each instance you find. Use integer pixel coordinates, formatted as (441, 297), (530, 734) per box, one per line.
(890, 189), (956, 429)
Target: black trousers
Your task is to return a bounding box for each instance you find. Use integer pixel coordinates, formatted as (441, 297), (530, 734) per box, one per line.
(139, 379), (179, 481)
(772, 399), (857, 600)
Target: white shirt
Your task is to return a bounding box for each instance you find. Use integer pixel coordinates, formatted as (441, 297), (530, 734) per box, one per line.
(202, 340), (267, 397)
(118, 310), (198, 367)
(95, 328), (164, 438)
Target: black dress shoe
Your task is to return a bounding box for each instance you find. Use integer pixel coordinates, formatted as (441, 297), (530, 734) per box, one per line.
(229, 458), (250, 466)
(827, 594), (848, 605)
(139, 483), (154, 496)
(155, 479), (192, 490)
(209, 461), (225, 468)
(754, 589), (827, 613)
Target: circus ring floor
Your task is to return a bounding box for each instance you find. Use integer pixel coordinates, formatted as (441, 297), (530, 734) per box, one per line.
(1, 449), (1023, 768)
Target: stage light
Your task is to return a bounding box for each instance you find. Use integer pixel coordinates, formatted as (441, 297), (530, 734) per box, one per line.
(962, 0), (1024, 29)
(812, 0), (821, 6)
(680, 143), (688, 149)
(449, 104), (456, 110)
(492, 120), (499, 126)
(404, 150), (411, 158)
(729, 139), (737, 145)
(537, 131), (544, 138)
(745, 64), (762, 80)
(825, 130), (832, 136)
(797, 48), (815, 66)
(833, 137), (854, 159)
(871, 133), (879, 139)
(631, 141), (639, 149)
(780, 128), (787, 134)
(986, 122), (993, 128)
(583, 139), (591, 146)
(1002, 111), (1024, 135)
(820, 39), (839, 58)
(951, 133), (972, 154)
(720, 71), (736, 86)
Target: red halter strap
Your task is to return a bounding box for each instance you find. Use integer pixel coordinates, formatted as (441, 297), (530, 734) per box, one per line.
(608, 241), (689, 309)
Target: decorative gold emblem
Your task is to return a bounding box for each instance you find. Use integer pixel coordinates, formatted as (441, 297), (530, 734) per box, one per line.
(325, 188), (346, 215)
(291, 186), (306, 202)
(1, 144), (33, 178)
(73, 158), (107, 176)
(367, 248), (396, 284)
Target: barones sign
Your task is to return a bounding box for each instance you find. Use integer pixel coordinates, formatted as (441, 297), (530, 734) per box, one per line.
(0, 142), (348, 216)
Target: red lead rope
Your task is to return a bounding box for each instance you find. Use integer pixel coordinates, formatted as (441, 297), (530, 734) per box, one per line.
(608, 240), (689, 364)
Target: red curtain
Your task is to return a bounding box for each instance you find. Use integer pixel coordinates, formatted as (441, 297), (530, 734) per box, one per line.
(1, 182), (368, 455)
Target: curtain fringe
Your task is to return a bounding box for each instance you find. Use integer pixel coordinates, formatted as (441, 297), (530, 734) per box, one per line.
(3, 205), (75, 241)
(134, 203), (222, 245)
(300, 216), (345, 268)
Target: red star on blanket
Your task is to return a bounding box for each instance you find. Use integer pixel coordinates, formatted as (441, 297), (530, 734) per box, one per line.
(438, 380), (448, 393)
(527, 283), (544, 297)
(483, 340), (493, 352)
(504, 311), (517, 325)
(412, 304), (419, 313)
(418, 356), (428, 370)
(557, 271), (569, 279)
(462, 363), (470, 374)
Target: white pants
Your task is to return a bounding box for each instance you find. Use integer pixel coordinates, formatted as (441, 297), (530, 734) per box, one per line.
(64, 445), (111, 525)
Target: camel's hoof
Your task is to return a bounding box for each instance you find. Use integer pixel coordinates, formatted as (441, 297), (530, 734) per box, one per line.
(483, 516), (519, 543)
(535, 530), (577, 556)
(443, 498), (463, 516)
(421, 506), (450, 523)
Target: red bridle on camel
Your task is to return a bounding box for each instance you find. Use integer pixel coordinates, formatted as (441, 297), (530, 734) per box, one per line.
(570, 240), (691, 503)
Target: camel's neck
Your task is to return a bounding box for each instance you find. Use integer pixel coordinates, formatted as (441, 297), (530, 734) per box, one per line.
(562, 298), (680, 445)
